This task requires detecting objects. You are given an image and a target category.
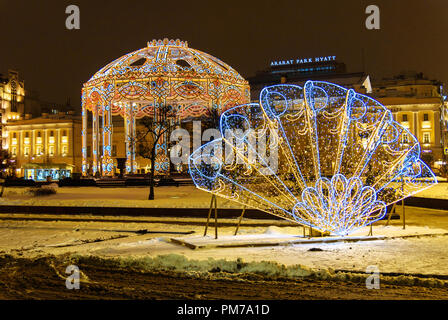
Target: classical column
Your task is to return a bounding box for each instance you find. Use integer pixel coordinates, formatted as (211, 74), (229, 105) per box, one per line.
(82, 103), (88, 176)
(124, 102), (136, 174)
(92, 103), (100, 176)
(101, 103), (113, 176)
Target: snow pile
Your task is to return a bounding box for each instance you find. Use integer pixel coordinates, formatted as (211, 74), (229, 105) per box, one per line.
(69, 253), (448, 288)
(415, 182), (448, 199)
(2, 187), (33, 196)
(264, 226), (303, 235)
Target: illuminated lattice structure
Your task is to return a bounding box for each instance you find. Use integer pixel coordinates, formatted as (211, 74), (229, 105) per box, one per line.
(189, 81), (437, 236)
(82, 39), (250, 176)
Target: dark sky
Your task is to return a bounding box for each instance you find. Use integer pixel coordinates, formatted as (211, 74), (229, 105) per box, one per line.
(1, 0), (447, 107)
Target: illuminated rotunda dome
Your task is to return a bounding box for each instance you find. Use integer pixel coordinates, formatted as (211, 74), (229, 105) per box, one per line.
(81, 38), (250, 177)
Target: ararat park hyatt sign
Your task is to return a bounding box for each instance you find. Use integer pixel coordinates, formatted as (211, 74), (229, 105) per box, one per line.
(270, 55), (337, 67)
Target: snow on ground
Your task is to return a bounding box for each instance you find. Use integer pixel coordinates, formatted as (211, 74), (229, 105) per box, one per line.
(88, 224), (448, 276)
(413, 182), (448, 200)
(0, 186), (242, 208)
(1, 182), (447, 208)
(1, 205), (447, 278)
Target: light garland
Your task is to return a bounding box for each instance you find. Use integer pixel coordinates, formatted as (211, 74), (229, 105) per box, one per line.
(189, 81), (437, 236)
(81, 38), (250, 176)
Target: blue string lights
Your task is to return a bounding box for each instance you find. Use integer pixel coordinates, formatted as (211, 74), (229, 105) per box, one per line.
(189, 81), (438, 236)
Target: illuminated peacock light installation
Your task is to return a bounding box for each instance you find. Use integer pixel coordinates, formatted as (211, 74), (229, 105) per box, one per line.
(189, 81), (437, 236)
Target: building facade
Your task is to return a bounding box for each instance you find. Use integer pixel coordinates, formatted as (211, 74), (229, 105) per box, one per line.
(1, 70), (80, 180)
(0, 70), (26, 149)
(248, 59), (446, 170)
(370, 73), (445, 168)
(4, 112), (82, 180)
(248, 55), (370, 99)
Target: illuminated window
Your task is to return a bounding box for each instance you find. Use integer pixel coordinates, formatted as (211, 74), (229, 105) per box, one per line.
(49, 146), (54, 156)
(402, 134), (408, 144)
(423, 133), (430, 144)
(36, 146), (42, 155)
(24, 147), (29, 156)
(62, 146), (68, 155)
(12, 147), (16, 156)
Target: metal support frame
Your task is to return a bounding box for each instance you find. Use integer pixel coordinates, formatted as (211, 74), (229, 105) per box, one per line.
(204, 194), (218, 239)
(234, 205), (246, 236)
(385, 203), (397, 227)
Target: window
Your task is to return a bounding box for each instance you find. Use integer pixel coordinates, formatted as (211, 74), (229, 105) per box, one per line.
(87, 146), (91, 157)
(423, 113), (429, 121)
(37, 131), (41, 138)
(25, 132), (29, 138)
(36, 146), (42, 155)
(112, 145), (117, 157)
(49, 146), (54, 156)
(62, 130), (67, 136)
(402, 134), (408, 144)
(24, 147), (29, 156)
(12, 147), (17, 156)
(423, 133), (430, 144)
(402, 114), (408, 122)
(13, 132), (16, 138)
(62, 146), (68, 155)
(49, 130), (55, 144)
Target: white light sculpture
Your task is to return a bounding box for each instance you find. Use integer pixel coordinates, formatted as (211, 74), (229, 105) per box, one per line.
(189, 81), (437, 235)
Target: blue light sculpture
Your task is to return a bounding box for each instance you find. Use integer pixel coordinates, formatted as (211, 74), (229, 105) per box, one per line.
(189, 81), (437, 236)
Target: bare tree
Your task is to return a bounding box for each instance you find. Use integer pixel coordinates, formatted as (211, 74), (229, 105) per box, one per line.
(135, 104), (176, 200)
(205, 107), (221, 130)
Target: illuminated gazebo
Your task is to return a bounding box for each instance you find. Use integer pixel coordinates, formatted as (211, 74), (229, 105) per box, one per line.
(82, 38), (250, 177)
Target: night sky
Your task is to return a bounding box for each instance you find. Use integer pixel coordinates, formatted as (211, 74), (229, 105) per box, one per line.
(1, 0), (447, 107)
